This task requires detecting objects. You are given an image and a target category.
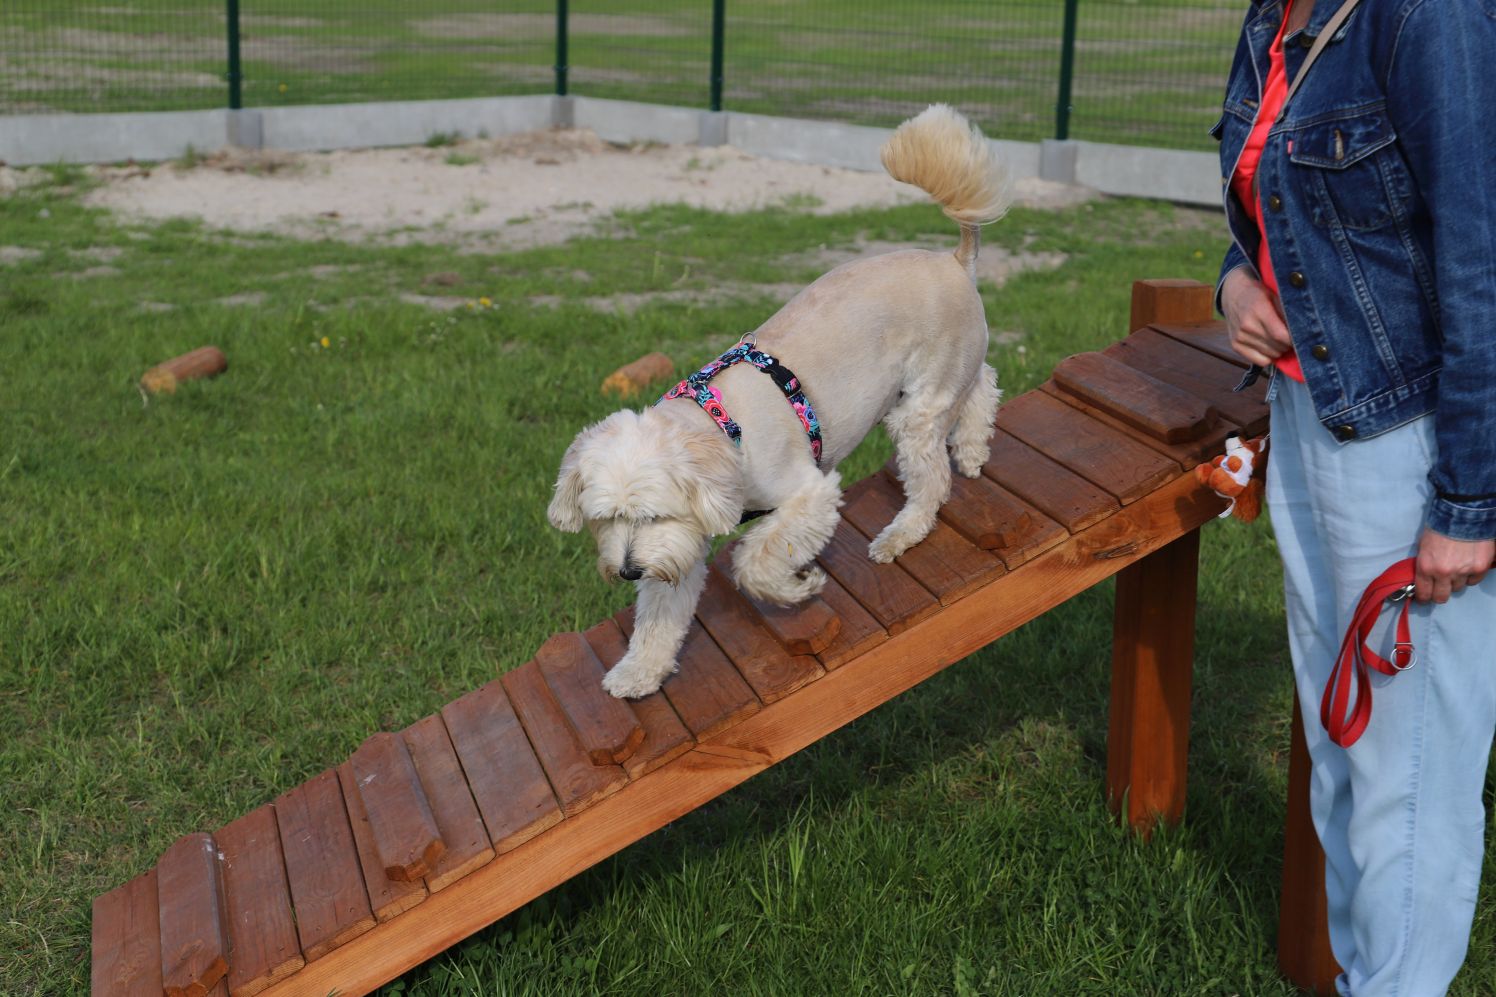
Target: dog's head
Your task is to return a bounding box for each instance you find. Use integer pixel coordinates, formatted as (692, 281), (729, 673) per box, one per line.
(548, 407), (742, 585)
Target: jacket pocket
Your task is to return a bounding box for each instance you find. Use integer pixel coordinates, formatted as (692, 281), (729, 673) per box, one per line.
(1289, 111), (1401, 230)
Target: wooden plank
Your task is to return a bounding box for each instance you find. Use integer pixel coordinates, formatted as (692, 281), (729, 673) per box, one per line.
(402, 715), (496, 891)
(805, 571), (888, 669)
(336, 762), (428, 923)
(1105, 327), (1268, 429)
(536, 632), (646, 766)
(729, 555), (843, 657)
(995, 391), (1178, 504)
(157, 832), (229, 997)
(840, 470), (1004, 605)
(616, 608), (761, 740)
(937, 470), (1033, 550)
(1279, 696), (1343, 995)
(938, 469), (1067, 569)
(502, 659), (630, 817)
(1105, 530), (1199, 831)
(1150, 321), (1250, 368)
(583, 619), (695, 778)
(815, 518), (938, 635)
(274, 769), (374, 961)
(441, 680), (563, 854)
(981, 429), (1120, 533)
(349, 732), (445, 882)
(256, 470), (1227, 997)
(1038, 381), (1233, 470)
(216, 805), (304, 996)
(1129, 278), (1212, 333)
(92, 868), (163, 997)
(695, 562), (825, 704)
(1053, 351), (1217, 443)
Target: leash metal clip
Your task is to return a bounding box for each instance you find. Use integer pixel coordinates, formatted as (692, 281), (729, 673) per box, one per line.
(1387, 584), (1417, 603)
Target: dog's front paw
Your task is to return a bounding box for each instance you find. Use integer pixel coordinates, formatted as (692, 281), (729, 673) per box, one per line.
(951, 441), (991, 479)
(868, 524), (925, 563)
(601, 655), (672, 699)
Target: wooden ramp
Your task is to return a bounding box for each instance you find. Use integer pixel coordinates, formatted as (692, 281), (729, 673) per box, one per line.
(93, 282), (1273, 997)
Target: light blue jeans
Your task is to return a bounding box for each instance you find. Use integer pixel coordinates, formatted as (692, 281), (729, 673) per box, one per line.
(1267, 375), (1496, 996)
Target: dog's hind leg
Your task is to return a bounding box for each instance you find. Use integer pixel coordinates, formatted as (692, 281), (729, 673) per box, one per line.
(731, 470), (843, 606)
(602, 556), (707, 699)
(948, 363), (1000, 478)
(870, 395), (960, 563)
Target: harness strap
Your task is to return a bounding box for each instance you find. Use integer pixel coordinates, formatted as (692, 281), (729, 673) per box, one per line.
(660, 340), (824, 466)
(1320, 558), (1417, 748)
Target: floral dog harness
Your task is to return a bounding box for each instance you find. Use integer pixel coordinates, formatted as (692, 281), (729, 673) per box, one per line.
(660, 338), (823, 466)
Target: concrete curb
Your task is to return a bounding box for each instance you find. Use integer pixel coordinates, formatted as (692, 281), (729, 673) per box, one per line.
(0, 95), (1219, 206)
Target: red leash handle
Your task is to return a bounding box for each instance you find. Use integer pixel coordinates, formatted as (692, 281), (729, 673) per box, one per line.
(1321, 558), (1418, 748)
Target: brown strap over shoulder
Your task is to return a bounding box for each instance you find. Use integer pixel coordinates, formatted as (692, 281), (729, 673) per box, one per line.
(1277, 0), (1364, 119)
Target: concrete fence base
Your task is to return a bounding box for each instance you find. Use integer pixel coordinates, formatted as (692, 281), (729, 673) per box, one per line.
(0, 95), (1221, 207)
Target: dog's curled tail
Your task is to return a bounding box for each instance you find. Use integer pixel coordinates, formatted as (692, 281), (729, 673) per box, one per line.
(880, 104), (1012, 281)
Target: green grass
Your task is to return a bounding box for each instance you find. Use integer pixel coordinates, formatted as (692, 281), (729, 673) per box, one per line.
(5, 171), (1496, 996)
(0, 0), (1240, 149)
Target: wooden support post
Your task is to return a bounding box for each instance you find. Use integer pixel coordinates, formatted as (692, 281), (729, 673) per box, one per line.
(1106, 529), (1199, 832)
(1129, 278), (1213, 334)
(1279, 693), (1341, 994)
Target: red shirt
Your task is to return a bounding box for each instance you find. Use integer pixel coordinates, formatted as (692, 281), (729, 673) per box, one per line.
(1230, 0), (1305, 382)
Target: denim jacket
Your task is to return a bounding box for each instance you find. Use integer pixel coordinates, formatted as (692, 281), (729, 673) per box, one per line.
(1215, 0), (1496, 540)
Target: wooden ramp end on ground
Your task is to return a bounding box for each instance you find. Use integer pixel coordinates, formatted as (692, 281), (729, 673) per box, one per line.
(92, 281), (1271, 997)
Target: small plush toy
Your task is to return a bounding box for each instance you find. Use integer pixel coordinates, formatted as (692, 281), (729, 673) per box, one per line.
(1194, 434), (1268, 522)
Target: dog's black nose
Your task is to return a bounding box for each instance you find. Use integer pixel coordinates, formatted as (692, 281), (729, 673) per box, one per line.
(619, 565), (644, 581)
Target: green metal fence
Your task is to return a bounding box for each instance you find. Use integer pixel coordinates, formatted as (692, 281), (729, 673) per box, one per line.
(0, 0), (1243, 150)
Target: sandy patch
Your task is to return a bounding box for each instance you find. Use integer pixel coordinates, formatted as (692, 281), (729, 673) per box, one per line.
(802, 239), (1068, 288)
(68, 246), (125, 263)
(216, 291), (266, 307)
(526, 282), (808, 315)
(0, 246), (41, 265)
(83, 128), (1095, 253)
(399, 293), (469, 312)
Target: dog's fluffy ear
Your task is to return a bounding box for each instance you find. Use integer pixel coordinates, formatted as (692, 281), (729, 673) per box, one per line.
(680, 430), (743, 536)
(547, 433), (588, 532)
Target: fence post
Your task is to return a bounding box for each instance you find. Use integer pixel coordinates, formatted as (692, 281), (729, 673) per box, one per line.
(1055, 0), (1078, 140)
(555, 0), (569, 96)
(226, 0), (242, 110)
(709, 0), (726, 112)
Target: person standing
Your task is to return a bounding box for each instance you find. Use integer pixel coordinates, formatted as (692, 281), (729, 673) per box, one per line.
(1214, 0), (1496, 992)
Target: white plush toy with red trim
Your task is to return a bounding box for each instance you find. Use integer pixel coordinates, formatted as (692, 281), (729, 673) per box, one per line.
(1194, 434), (1268, 522)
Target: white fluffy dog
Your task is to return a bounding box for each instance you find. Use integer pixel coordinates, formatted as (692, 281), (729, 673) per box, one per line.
(548, 104), (1011, 699)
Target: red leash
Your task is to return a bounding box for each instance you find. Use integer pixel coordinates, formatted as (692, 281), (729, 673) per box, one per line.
(1321, 558), (1418, 748)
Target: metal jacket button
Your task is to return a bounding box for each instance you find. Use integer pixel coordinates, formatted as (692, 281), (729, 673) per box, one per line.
(1334, 424), (1357, 441)
(1298, 32), (1315, 48)
(1268, 194), (1283, 211)
(1312, 344), (1330, 361)
(1288, 271), (1306, 288)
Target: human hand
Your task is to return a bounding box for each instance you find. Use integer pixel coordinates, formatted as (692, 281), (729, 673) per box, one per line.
(1220, 267), (1293, 367)
(1414, 528), (1495, 604)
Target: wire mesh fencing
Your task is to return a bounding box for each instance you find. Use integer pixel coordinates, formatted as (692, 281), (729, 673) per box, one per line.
(0, 0), (1243, 151)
